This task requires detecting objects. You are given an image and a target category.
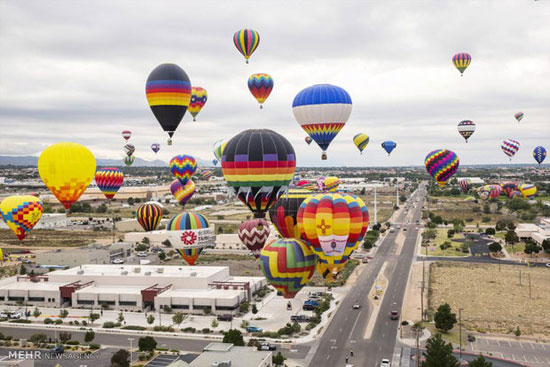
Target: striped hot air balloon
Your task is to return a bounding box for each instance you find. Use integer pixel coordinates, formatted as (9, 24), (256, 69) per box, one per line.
(305, 136), (312, 145)
(124, 144), (135, 157)
(0, 195), (44, 241)
(324, 177), (340, 192)
(514, 112), (524, 123)
(501, 139), (520, 161)
(167, 211), (210, 266)
(452, 53), (471, 76)
(95, 167), (124, 200)
(233, 28), (260, 63)
(457, 120), (475, 142)
(201, 170), (213, 181)
(248, 73), (273, 109)
(167, 211), (209, 230)
(123, 155), (134, 167)
(268, 189), (311, 239)
(458, 179), (470, 193)
(121, 130), (132, 141)
(189, 87), (208, 121)
(238, 219), (271, 258)
(353, 133), (369, 154)
(170, 179), (196, 207)
(259, 238), (317, 299)
(169, 154), (197, 186)
(213, 139), (227, 162)
(519, 184), (537, 199)
(424, 149), (460, 188)
(136, 202), (163, 231)
(151, 143), (160, 154)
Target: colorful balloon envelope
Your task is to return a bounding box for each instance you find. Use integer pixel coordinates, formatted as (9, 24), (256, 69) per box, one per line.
(124, 144), (135, 157)
(221, 129), (296, 218)
(38, 142), (96, 210)
(501, 139), (520, 161)
(95, 167), (124, 200)
(0, 195), (44, 241)
(381, 141), (397, 156)
(292, 84), (352, 160)
(480, 185), (501, 199)
(457, 120), (475, 142)
(248, 73), (273, 109)
(514, 112), (524, 123)
(136, 202), (163, 231)
(305, 136), (312, 145)
(213, 139), (227, 162)
(269, 189), (311, 239)
(189, 87), (208, 121)
(259, 238), (317, 299)
(167, 211), (209, 230)
(212, 159), (218, 166)
(238, 219), (271, 258)
(146, 63), (191, 145)
(509, 190), (522, 199)
(353, 133), (369, 154)
(519, 184), (537, 199)
(170, 179), (196, 207)
(452, 53), (471, 76)
(316, 176), (326, 192)
(201, 170), (213, 181)
(501, 182), (518, 197)
(324, 177), (340, 192)
(233, 28), (260, 63)
(169, 154), (197, 186)
(121, 130), (132, 141)
(458, 179), (470, 193)
(151, 143), (161, 154)
(297, 193), (369, 260)
(123, 155), (135, 167)
(424, 149), (459, 188)
(533, 146), (547, 166)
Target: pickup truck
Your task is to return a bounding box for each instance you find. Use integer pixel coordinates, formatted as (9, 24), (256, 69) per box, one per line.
(290, 315), (311, 323)
(303, 300), (320, 310)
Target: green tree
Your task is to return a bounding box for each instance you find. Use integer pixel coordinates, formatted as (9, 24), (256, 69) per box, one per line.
(29, 333), (47, 344)
(84, 330), (95, 344)
(59, 309), (69, 319)
(146, 314), (155, 325)
(504, 231), (519, 245)
(142, 237), (150, 245)
(483, 203), (491, 214)
(111, 349), (130, 367)
(422, 333), (459, 367)
(272, 352), (286, 366)
(468, 355), (493, 367)
(514, 326), (521, 337)
(542, 239), (550, 254)
(33, 307), (41, 318)
(422, 229), (437, 241)
(161, 239), (172, 247)
(19, 264), (27, 275)
(89, 312), (100, 325)
(239, 301), (250, 313)
(434, 303), (457, 333)
(223, 329), (245, 346)
(59, 331), (71, 343)
(485, 228), (496, 236)
(138, 336), (157, 352)
(524, 242), (541, 255)
(211, 319), (219, 328)
(172, 311), (187, 326)
(240, 320), (249, 329)
(488, 242), (502, 253)
(252, 304), (258, 314)
(127, 197), (134, 206)
(447, 229), (455, 238)
(117, 311), (124, 323)
(96, 203), (108, 213)
(158, 252), (166, 261)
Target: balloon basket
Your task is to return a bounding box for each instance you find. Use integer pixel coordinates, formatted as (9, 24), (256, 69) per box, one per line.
(260, 105), (263, 109)
(168, 139), (173, 146)
(321, 152), (327, 160)
(193, 118), (196, 122)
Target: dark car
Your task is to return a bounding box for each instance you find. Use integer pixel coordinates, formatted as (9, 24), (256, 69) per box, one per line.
(467, 334), (476, 342)
(290, 315), (311, 323)
(390, 310), (399, 320)
(217, 314), (233, 322)
(259, 342), (276, 351)
(50, 346), (64, 354)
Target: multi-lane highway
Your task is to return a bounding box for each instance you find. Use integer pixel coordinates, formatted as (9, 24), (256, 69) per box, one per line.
(306, 184), (426, 367)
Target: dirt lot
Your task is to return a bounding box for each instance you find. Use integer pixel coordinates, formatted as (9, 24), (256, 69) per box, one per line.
(429, 261), (550, 336)
(0, 229), (113, 248)
(427, 196), (516, 226)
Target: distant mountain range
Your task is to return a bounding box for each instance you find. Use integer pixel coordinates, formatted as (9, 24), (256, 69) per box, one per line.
(0, 156), (212, 167)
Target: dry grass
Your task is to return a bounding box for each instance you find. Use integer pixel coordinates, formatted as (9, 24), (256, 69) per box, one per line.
(429, 261), (550, 336)
(0, 229), (113, 248)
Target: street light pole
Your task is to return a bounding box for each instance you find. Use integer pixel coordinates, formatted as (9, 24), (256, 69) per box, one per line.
(459, 308), (463, 360)
(128, 338), (134, 364)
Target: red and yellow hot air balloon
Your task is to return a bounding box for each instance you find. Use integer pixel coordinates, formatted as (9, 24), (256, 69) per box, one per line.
(188, 87), (208, 121)
(136, 202), (163, 232)
(248, 73), (273, 109)
(0, 195), (44, 241)
(268, 189), (311, 239)
(95, 167), (124, 200)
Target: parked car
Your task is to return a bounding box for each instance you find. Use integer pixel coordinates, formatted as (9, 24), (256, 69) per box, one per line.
(290, 315), (311, 323)
(0, 312), (9, 319)
(467, 333), (476, 342)
(545, 263), (550, 268)
(136, 251), (148, 257)
(362, 258), (369, 264)
(390, 311), (399, 320)
(217, 314), (233, 322)
(258, 342), (276, 351)
(380, 359), (391, 367)
(247, 326), (262, 333)
(111, 258), (124, 264)
(8, 311), (22, 319)
(50, 346), (64, 354)
(303, 300), (320, 310)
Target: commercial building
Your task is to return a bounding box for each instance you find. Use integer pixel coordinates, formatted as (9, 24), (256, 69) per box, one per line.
(515, 218), (550, 245)
(34, 243), (132, 267)
(0, 264), (265, 313)
(0, 213), (68, 230)
(189, 343), (272, 367)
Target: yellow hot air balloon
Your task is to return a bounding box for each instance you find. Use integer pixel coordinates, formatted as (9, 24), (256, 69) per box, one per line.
(38, 143), (96, 210)
(324, 176), (340, 192)
(353, 133), (369, 154)
(0, 195), (44, 241)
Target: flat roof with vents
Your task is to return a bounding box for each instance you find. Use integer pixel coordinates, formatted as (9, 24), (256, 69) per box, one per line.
(53, 265), (226, 278)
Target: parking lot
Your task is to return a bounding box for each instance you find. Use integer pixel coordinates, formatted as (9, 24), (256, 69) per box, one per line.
(145, 353), (198, 367)
(467, 338), (550, 366)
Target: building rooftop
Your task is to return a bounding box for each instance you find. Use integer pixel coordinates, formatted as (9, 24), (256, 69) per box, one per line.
(54, 264), (227, 278)
(74, 285), (144, 295)
(0, 281), (65, 291)
(190, 343), (270, 367)
(160, 288), (244, 299)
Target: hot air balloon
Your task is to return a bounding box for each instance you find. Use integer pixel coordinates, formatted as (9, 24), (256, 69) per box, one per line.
(201, 170), (213, 181)
(146, 63), (191, 145)
(248, 73), (273, 109)
(124, 144), (135, 157)
(316, 176), (326, 192)
(457, 120), (475, 143)
(123, 155), (134, 167)
(0, 195), (44, 241)
(212, 159), (218, 166)
(238, 219), (271, 258)
(221, 129), (296, 218)
(452, 53), (471, 76)
(122, 130), (132, 141)
(259, 238), (317, 299)
(509, 190), (522, 199)
(169, 154), (197, 186)
(501, 182), (518, 197)
(95, 167), (124, 200)
(151, 143), (160, 154)
(136, 202), (163, 231)
(514, 112), (524, 123)
(38, 143), (96, 210)
(501, 139), (520, 161)
(479, 184), (501, 199)
(213, 139), (227, 163)
(297, 193), (369, 279)
(533, 146), (547, 166)
(305, 136), (312, 145)
(324, 177), (340, 192)
(458, 179), (470, 193)
(353, 133), (369, 154)
(424, 149), (460, 188)
(381, 141), (397, 156)
(268, 189), (310, 239)
(170, 179), (196, 207)
(167, 211), (210, 266)
(233, 28), (260, 63)
(292, 84), (352, 160)
(519, 184), (537, 199)
(189, 87), (208, 121)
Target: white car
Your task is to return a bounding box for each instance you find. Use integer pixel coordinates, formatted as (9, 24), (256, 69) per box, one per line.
(352, 302), (361, 309)
(137, 252), (148, 257)
(111, 258), (124, 264)
(380, 359), (391, 367)
(8, 311), (21, 319)
(545, 263), (550, 268)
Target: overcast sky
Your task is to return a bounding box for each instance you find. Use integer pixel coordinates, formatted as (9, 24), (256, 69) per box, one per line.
(0, 0), (549, 167)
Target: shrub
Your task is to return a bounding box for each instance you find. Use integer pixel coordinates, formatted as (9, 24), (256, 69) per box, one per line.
(43, 318), (53, 325)
(122, 325), (147, 331)
(102, 321), (117, 328)
(66, 340), (80, 345)
(54, 319), (63, 324)
(9, 319), (31, 324)
(153, 326), (174, 332)
(202, 328), (211, 334)
(182, 327), (196, 333)
(89, 344), (100, 350)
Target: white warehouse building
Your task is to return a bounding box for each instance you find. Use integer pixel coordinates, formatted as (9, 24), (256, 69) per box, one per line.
(0, 265), (265, 313)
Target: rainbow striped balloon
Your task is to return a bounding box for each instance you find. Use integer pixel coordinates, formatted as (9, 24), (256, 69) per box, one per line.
(519, 184), (537, 199)
(189, 87), (208, 121)
(424, 149), (460, 188)
(167, 211), (209, 230)
(248, 73), (273, 108)
(169, 154), (197, 186)
(259, 238), (317, 299)
(233, 28), (260, 63)
(514, 112), (524, 123)
(136, 202), (163, 232)
(452, 52), (471, 75)
(95, 167), (124, 200)
(501, 139), (520, 161)
(176, 247), (203, 266)
(201, 170), (213, 181)
(0, 195), (44, 241)
(170, 179), (196, 207)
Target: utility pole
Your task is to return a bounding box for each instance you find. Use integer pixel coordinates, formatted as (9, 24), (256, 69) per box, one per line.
(128, 338), (134, 364)
(459, 308), (463, 360)
(528, 273), (532, 299)
(519, 270), (522, 286)
(374, 186), (378, 225)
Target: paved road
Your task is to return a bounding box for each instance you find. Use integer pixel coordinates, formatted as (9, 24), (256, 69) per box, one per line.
(306, 185), (427, 367)
(422, 255), (549, 267)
